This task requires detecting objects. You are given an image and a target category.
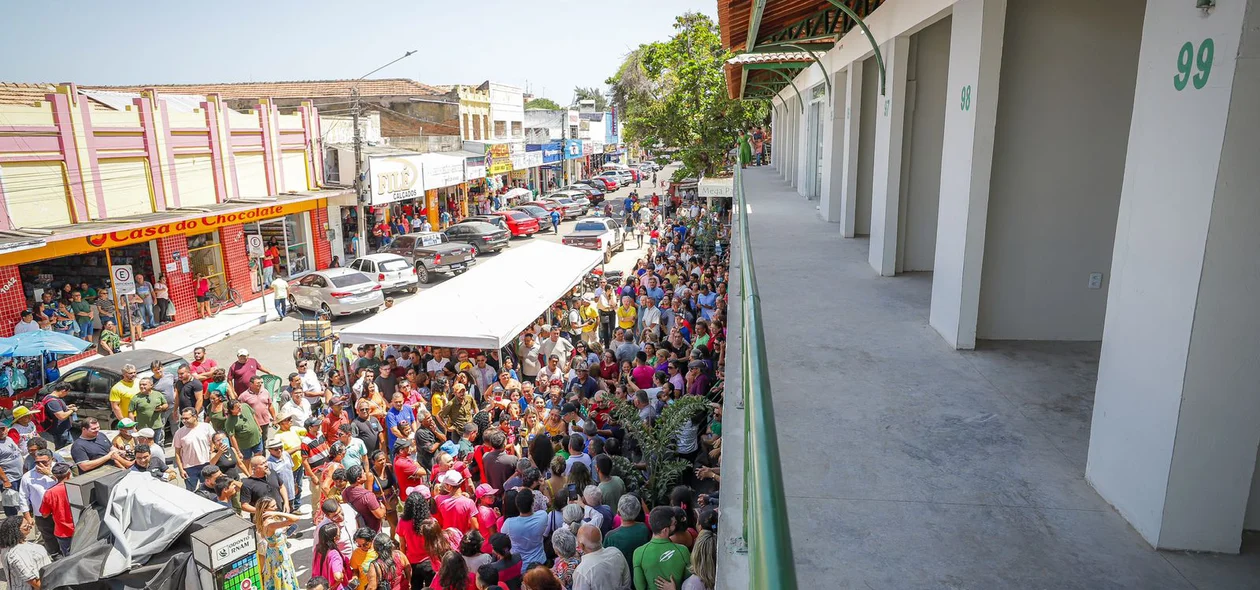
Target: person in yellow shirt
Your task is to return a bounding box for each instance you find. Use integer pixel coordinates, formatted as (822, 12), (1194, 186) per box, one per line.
(272, 410), (306, 473)
(109, 364), (141, 425)
(580, 294), (600, 346)
(349, 528), (378, 588)
(616, 295), (638, 331)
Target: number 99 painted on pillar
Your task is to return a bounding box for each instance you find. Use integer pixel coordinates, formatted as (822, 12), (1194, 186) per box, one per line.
(1173, 38), (1214, 91)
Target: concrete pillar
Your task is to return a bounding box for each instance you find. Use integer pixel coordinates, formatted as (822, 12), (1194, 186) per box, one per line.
(839, 62), (863, 237)
(820, 70), (845, 222)
(928, 0), (1007, 349)
(868, 36), (910, 276)
(796, 94), (810, 196)
(1087, 0), (1260, 553)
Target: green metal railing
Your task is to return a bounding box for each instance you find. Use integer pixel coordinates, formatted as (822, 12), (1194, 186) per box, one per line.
(734, 165), (799, 590)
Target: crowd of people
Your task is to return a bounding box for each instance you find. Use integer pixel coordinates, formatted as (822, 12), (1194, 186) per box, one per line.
(9, 272), (175, 360)
(0, 184), (731, 590)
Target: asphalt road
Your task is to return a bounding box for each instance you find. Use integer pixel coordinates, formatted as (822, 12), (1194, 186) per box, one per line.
(194, 169), (672, 578)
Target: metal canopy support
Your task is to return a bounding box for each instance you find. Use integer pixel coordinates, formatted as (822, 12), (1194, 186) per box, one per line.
(742, 42), (835, 54)
(747, 0), (768, 51)
(766, 70), (806, 113)
(776, 42), (832, 97)
(825, 0), (887, 95)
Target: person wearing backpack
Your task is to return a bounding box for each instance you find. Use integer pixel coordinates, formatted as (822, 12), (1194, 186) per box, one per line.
(34, 384), (75, 450)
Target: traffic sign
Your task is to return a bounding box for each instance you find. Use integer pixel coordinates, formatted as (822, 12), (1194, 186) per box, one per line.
(246, 234), (264, 257)
(112, 265), (136, 295)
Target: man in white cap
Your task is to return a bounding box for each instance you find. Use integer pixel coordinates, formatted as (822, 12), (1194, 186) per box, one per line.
(264, 438), (299, 536)
(135, 428), (166, 472)
(435, 469), (478, 534)
(227, 348), (274, 398)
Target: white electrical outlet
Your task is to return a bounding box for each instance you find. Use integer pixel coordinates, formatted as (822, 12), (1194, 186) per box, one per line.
(1088, 272), (1104, 290)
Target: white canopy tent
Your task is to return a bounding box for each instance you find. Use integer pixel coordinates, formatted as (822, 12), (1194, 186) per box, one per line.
(338, 241), (602, 349)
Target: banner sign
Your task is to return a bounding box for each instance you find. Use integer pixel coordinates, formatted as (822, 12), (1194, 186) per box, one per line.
(520, 151), (542, 169)
(564, 139), (583, 160)
(368, 155), (424, 206)
(485, 144), (512, 175)
(538, 141), (562, 164)
(419, 154), (465, 190)
(611, 106), (617, 135)
(85, 200), (322, 249)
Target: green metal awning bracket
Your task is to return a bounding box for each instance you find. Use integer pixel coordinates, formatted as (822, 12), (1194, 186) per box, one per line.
(765, 42), (832, 97)
(825, 0), (886, 95)
(766, 70), (806, 113)
(742, 41), (834, 54)
(747, 83), (798, 113)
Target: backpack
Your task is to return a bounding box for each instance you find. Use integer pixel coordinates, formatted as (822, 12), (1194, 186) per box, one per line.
(31, 395), (55, 433)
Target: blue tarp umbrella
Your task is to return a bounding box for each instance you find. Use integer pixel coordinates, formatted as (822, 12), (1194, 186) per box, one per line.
(0, 330), (93, 357)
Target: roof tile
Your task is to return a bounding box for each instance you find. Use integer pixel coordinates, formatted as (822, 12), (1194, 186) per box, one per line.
(79, 78), (447, 100)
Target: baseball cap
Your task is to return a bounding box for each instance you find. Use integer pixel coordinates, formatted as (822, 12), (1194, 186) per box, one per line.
(439, 469), (465, 487)
(136, 428), (156, 439)
(561, 402), (580, 416)
(439, 440), (459, 457)
(405, 485), (432, 499)
(475, 484), (499, 500)
(236, 348), (249, 357)
(117, 418), (137, 429)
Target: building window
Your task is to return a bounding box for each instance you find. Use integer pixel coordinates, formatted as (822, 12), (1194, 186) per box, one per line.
(511, 122), (522, 138)
(473, 115), (482, 140)
(463, 114), (471, 140)
(494, 121), (507, 139)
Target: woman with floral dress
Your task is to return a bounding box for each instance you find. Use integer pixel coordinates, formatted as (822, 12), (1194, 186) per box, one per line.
(253, 497), (302, 590)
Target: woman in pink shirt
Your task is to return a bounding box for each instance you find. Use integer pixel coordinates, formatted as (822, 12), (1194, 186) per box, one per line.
(312, 522), (349, 589)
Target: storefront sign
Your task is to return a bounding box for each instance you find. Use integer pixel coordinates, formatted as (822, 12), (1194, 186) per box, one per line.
(566, 110), (579, 126)
(112, 265), (136, 295)
(520, 151), (542, 169)
(564, 139), (583, 160)
(368, 155), (424, 206)
(538, 141), (562, 164)
(419, 154), (466, 190)
(209, 528), (257, 570)
(611, 106), (618, 135)
(485, 143), (512, 175)
(465, 163), (486, 180)
(84, 200), (322, 250)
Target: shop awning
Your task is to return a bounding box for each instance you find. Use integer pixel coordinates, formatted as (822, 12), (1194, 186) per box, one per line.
(504, 187), (532, 200)
(338, 241), (602, 349)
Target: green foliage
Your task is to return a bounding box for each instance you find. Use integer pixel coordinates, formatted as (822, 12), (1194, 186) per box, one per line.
(610, 454), (646, 497)
(572, 87), (608, 111)
(606, 12), (767, 175)
(609, 394), (712, 507)
(525, 97), (562, 110)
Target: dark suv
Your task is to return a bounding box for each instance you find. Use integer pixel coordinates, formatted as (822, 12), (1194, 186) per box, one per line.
(39, 349), (188, 436)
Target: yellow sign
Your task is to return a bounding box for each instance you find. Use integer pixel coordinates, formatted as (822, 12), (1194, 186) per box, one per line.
(485, 144), (512, 175)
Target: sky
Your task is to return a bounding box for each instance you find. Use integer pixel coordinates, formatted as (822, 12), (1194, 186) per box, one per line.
(0, 0), (716, 103)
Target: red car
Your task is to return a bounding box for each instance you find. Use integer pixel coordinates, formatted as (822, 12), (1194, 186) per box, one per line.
(582, 177), (617, 191)
(490, 210), (540, 236)
(525, 199), (568, 219)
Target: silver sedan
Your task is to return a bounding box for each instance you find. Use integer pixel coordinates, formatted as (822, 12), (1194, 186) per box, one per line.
(287, 268), (385, 317)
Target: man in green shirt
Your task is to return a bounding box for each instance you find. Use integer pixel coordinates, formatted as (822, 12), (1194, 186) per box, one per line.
(70, 291), (93, 340)
(632, 506), (690, 590)
(606, 494), (652, 568)
(129, 377), (169, 434)
(224, 400), (264, 460)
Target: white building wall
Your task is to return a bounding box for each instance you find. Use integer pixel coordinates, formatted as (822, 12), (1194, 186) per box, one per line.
(855, 56), (880, 236)
(869, 36), (911, 276)
(486, 82), (525, 140)
(975, 0), (1144, 341)
(897, 17), (952, 272)
(1087, 0), (1260, 552)
(820, 69), (845, 223)
(839, 63), (862, 237)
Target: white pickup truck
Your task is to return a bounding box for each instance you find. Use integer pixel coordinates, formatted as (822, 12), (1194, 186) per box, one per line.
(562, 216), (627, 263)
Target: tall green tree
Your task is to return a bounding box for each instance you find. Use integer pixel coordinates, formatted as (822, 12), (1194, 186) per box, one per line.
(607, 12), (766, 176)
(525, 97), (562, 110)
(572, 86), (608, 111)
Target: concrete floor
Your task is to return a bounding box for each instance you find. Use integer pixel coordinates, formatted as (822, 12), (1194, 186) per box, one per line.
(725, 167), (1260, 589)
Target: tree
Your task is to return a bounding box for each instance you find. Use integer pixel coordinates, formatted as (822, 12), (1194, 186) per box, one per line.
(609, 394), (711, 507)
(572, 86), (608, 111)
(606, 12), (766, 176)
(525, 97), (562, 110)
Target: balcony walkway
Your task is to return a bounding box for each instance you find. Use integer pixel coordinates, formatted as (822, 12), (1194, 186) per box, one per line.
(729, 167), (1260, 589)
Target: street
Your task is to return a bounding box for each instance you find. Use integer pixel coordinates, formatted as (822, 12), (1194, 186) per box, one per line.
(195, 174), (671, 577)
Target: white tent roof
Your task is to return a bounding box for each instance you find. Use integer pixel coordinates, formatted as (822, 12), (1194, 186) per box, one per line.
(338, 241), (602, 349)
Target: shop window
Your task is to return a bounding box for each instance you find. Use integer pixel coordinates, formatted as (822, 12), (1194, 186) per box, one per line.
(187, 232), (227, 293)
(243, 213), (312, 289)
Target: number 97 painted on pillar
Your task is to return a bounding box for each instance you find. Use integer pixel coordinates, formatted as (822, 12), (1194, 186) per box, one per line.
(1173, 39), (1214, 91)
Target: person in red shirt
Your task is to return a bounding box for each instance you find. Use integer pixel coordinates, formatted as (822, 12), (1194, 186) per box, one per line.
(321, 398), (350, 444)
(473, 484), (499, 548)
(189, 346), (218, 390)
(434, 470), (478, 534)
(39, 464), (74, 555)
(394, 438), (427, 492)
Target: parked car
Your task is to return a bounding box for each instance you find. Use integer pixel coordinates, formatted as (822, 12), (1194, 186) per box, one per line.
(596, 170), (629, 187)
(524, 200), (569, 220)
(512, 204), (552, 226)
(581, 177), (618, 191)
(381, 232), (477, 284)
(542, 195), (586, 219)
(443, 221), (510, 255)
(602, 165), (640, 182)
(457, 215), (510, 233)
(347, 253), (418, 294)
(562, 216), (627, 263)
(38, 350), (188, 433)
(552, 189), (591, 210)
(490, 209), (541, 236)
(565, 184), (605, 205)
(289, 268), (384, 317)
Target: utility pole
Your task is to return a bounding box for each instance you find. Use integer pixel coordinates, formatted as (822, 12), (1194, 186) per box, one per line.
(352, 87), (366, 260)
(348, 50), (416, 261)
